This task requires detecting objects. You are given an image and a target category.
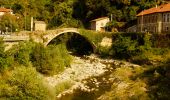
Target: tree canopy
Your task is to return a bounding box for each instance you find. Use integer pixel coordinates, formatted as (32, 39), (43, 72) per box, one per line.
(0, 0), (165, 30)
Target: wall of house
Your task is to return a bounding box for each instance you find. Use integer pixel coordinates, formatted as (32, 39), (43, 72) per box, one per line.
(34, 23), (46, 31)
(137, 11), (170, 33)
(95, 18), (109, 31)
(162, 12), (170, 33)
(137, 13), (159, 33)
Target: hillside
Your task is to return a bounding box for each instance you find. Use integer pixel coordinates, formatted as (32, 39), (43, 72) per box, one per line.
(0, 0), (166, 30)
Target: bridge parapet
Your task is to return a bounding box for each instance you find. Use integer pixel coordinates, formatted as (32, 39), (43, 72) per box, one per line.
(0, 35), (29, 42)
(1, 28), (80, 44)
(42, 28), (79, 45)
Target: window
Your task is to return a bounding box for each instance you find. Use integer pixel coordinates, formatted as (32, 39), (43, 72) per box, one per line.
(163, 14), (166, 22)
(164, 26), (169, 31)
(167, 14), (169, 22)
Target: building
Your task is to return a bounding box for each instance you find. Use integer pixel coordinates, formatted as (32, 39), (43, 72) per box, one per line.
(90, 17), (110, 32)
(0, 7), (13, 16)
(137, 3), (170, 33)
(34, 21), (46, 31)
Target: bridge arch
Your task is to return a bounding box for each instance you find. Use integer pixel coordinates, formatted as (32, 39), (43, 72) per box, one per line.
(44, 29), (95, 55)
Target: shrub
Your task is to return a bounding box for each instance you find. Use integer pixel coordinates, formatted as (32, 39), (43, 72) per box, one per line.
(111, 35), (138, 59)
(55, 80), (74, 96)
(31, 43), (72, 75)
(0, 66), (55, 100)
(79, 29), (111, 45)
(0, 38), (14, 72)
(97, 46), (112, 57)
(12, 41), (36, 67)
(98, 66), (149, 100)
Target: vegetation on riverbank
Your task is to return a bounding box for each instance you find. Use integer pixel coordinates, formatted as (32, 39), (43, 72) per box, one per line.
(0, 40), (72, 99)
(95, 32), (170, 99)
(0, 31), (169, 99)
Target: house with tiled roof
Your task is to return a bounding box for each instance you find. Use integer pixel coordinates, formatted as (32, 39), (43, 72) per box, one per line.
(90, 17), (110, 32)
(137, 3), (170, 33)
(0, 7), (13, 16)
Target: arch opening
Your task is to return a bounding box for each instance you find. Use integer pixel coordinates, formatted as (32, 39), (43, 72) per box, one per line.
(47, 32), (94, 56)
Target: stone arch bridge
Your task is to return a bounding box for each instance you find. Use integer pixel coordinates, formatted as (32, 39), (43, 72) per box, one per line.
(2, 28), (99, 54)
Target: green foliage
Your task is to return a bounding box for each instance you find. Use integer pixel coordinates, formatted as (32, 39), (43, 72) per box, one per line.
(98, 66), (149, 100)
(31, 43), (72, 75)
(1, 0), (160, 29)
(0, 38), (14, 72)
(12, 41), (35, 66)
(0, 66), (55, 100)
(0, 14), (20, 32)
(110, 33), (154, 60)
(97, 46), (112, 58)
(0, 40), (72, 75)
(55, 80), (74, 96)
(111, 35), (138, 59)
(79, 29), (111, 45)
(0, 40), (72, 99)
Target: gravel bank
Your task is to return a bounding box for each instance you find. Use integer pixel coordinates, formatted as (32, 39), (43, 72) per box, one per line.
(45, 56), (107, 88)
(44, 55), (141, 99)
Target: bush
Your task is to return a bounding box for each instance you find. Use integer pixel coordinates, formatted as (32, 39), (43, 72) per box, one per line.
(97, 46), (112, 57)
(55, 80), (74, 96)
(0, 38), (14, 72)
(31, 43), (72, 75)
(111, 35), (138, 59)
(79, 29), (111, 45)
(98, 66), (149, 100)
(0, 66), (55, 100)
(12, 41), (35, 67)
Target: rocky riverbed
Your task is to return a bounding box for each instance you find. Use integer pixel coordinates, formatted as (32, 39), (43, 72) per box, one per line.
(45, 55), (141, 100)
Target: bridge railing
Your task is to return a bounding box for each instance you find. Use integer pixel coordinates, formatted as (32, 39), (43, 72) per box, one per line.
(0, 35), (29, 42)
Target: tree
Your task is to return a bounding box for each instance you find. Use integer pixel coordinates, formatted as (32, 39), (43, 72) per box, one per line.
(0, 14), (20, 32)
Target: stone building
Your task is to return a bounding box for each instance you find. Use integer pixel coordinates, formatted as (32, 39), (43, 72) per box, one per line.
(137, 3), (170, 33)
(34, 21), (46, 31)
(90, 17), (110, 32)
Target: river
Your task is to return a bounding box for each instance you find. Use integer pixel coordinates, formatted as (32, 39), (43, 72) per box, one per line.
(45, 54), (141, 100)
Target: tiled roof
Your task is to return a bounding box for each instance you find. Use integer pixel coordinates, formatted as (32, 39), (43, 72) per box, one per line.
(90, 17), (109, 22)
(0, 8), (12, 12)
(137, 3), (170, 16)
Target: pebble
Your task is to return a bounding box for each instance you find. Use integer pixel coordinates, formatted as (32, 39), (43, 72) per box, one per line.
(44, 54), (142, 98)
